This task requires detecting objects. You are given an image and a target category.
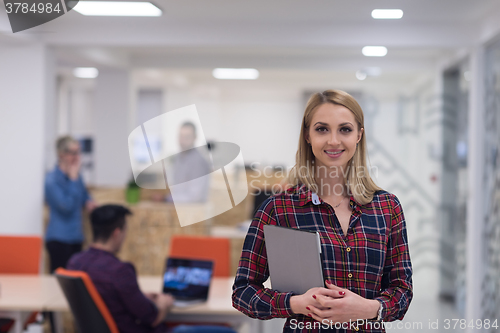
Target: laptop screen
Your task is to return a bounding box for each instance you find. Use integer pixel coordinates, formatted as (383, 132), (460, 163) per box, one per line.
(162, 258), (214, 300)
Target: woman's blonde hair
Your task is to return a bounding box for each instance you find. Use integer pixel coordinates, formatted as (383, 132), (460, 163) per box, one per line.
(287, 89), (382, 205)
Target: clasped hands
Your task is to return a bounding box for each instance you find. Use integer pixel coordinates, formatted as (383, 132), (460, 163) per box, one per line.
(289, 280), (380, 323)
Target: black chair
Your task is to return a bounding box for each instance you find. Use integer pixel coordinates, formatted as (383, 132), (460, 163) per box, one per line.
(55, 268), (119, 333)
(0, 319), (14, 333)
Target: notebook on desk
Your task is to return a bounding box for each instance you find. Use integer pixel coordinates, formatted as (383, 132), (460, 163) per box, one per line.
(263, 224), (324, 295)
(162, 257), (214, 307)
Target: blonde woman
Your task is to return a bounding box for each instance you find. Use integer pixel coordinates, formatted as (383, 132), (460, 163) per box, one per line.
(232, 90), (412, 332)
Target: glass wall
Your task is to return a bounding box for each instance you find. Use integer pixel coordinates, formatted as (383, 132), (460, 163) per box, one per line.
(482, 38), (500, 326)
(440, 61), (470, 316)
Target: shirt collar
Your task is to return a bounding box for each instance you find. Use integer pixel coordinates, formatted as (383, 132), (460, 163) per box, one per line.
(297, 183), (362, 214)
(350, 197), (362, 215)
(296, 184), (313, 206)
(89, 246), (118, 258)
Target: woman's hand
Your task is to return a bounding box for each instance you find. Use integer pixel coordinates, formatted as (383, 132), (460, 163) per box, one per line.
(67, 156), (81, 181)
(290, 282), (346, 316)
(85, 200), (97, 213)
(307, 281), (380, 323)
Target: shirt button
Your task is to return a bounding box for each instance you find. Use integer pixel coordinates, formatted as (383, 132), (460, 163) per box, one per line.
(348, 273), (353, 278)
(346, 247), (351, 252)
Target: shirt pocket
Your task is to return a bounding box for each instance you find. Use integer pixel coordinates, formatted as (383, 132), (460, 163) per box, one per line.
(351, 231), (386, 298)
(353, 215), (388, 294)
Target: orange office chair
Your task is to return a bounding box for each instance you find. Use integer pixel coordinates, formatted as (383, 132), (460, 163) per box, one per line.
(55, 268), (119, 333)
(167, 236), (234, 331)
(169, 235), (230, 277)
(0, 235), (41, 274)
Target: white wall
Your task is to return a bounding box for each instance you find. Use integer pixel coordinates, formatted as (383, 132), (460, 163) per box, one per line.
(0, 43), (54, 236)
(93, 69), (133, 187)
(365, 75), (443, 301)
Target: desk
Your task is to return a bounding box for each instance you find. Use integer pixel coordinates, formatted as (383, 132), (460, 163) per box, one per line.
(0, 275), (262, 333)
(0, 275), (66, 333)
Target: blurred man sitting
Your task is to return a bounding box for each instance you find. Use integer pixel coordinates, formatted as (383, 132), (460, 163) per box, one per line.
(68, 204), (236, 333)
(68, 205), (173, 333)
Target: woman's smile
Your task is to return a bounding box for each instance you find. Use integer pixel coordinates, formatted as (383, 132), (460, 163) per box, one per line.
(324, 149), (345, 158)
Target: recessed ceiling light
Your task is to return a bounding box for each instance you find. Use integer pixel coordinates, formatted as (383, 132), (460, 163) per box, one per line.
(371, 9), (403, 19)
(73, 67), (99, 78)
(73, 1), (162, 16)
(356, 71), (367, 81)
(212, 68), (259, 80)
(362, 46), (388, 57)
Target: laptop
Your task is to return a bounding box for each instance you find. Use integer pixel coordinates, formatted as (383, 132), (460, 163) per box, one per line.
(263, 224), (324, 295)
(162, 257), (214, 307)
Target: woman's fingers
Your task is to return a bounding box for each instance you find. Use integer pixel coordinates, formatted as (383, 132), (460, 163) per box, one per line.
(325, 281), (345, 291)
(314, 287), (346, 299)
(307, 305), (331, 319)
(325, 281), (348, 294)
(308, 311), (324, 322)
(315, 294), (339, 307)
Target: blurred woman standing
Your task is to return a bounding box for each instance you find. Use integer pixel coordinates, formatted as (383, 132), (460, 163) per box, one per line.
(45, 135), (96, 272)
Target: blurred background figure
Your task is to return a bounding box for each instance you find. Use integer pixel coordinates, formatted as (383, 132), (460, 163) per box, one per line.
(166, 122), (211, 203)
(45, 135), (96, 272)
(67, 204), (175, 333)
(68, 204), (236, 333)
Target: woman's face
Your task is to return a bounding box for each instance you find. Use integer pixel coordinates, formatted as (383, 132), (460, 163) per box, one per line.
(60, 142), (80, 165)
(306, 103), (363, 171)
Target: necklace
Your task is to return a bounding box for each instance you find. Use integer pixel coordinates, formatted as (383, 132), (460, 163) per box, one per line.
(333, 196), (346, 208)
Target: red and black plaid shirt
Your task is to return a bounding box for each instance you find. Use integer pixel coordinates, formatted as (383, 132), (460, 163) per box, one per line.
(232, 184), (413, 332)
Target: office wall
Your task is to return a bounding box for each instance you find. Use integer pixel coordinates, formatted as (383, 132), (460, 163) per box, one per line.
(357, 76), (443, 302)
(93, 69), (132, 187)
(0, 43), (54, 236)
(166, 87), (303, 167)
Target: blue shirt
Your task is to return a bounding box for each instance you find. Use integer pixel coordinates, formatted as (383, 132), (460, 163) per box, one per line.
(45, 165), (90, 243)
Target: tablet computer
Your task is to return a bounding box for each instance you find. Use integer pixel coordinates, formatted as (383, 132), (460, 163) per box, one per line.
(263, 224), (324, 295)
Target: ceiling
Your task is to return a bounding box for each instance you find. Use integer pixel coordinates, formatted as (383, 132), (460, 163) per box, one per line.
(1, 0), (499, 73)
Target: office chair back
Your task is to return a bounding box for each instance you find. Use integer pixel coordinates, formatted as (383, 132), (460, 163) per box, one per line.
(169, 235), (230, 277)
(55, 268), (119, 333)
(0, 235), (41, 274)
(0, 319), (14, 333)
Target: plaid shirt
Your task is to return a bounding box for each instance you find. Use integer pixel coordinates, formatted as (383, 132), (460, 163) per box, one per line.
(232, 184), (413, 332)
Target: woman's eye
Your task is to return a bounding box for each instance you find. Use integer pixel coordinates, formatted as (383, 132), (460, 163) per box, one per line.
(340, 127), (352, 133)
(315, 127), (327, 132)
